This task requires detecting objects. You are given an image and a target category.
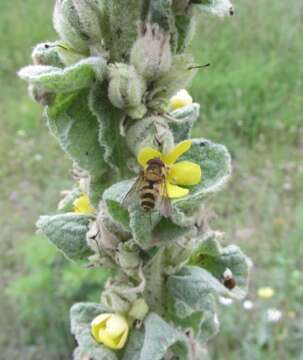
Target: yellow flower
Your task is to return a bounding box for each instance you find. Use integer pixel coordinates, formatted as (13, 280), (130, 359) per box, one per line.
(257, 286), (275, 299)
(137, 140), (202, 198)
(91, 313), (129, 350)
(169, 89), (193, 110)
(73, 195), (95, 215)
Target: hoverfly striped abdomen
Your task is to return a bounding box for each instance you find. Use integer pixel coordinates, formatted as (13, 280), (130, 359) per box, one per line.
(140, 181), (158, 212)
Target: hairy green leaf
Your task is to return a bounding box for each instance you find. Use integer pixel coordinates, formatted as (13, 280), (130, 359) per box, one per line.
(89, 83), (131, 176)
(140, 313), (188, 360)
(37, 213), (93, 260)
(104, 0), (142, 61)
(19, 57), (107, 93)
(46, 89), (109, 205)
(167, 265), (228, 342)
(188, 231), (252, 298)
(173, 138), (232, 210)
(168, 103), (200, 142)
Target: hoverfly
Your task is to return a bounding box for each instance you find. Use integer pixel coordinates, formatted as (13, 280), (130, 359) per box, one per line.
(122, 157), (172, 218)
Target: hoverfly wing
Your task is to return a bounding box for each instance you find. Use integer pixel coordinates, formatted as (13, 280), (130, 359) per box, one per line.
(121, 174), (144, 209)
(157, 180), (173, 218)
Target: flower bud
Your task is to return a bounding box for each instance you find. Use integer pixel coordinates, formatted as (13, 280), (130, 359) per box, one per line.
(108, 63), (147, 119)
(71, 0), (103, 44)
(32, 43), (63, 67)
(169, 89), (193, 110)
(91, 313), (129, 350)
(53, 0), (101, 54)
(130, 23), (172, 81)
(129, 298), (149, 321)
(126, 116), (174, 156)
(116, 242), (140, 270)
(101, 291), (131, 313)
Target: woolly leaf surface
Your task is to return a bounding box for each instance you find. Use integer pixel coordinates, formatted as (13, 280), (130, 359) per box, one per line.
(173, 138), (232, 210)
(130, 313), (189, 360)
(168, 103), (200, 142)
(46, 89), (109, 205)
(167, 265), (229, 342)
(19, 57), (106, 93)
(37, 213), (93, 260)
(188, 231), (252, 299)
(89, 83), (131, 176)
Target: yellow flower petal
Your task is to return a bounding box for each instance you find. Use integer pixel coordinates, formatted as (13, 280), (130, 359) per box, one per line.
(163, 140), (192, 165)
(166, 181), (189, 198)
(91, 313), (129, 350)
(168, 161), (202, 186)
(106, 315), (128, 338)
(98, 331), (119, 349)
(73, 195), (95, 214)
(137, 147), (162, 167)
(91, 314), (110, 340)
(169, 89), (193, 110)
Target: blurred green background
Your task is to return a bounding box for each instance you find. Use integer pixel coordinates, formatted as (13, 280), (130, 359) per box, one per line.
(0, 0), (302, 359)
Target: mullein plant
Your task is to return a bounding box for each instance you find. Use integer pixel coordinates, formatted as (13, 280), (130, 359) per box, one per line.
(19, 0), (252, 359)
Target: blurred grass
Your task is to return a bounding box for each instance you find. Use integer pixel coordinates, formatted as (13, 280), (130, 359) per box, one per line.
(0, 0), (302, 359)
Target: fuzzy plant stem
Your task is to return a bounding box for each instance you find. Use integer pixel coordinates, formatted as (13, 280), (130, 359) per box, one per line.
(19, 0), (252, 359)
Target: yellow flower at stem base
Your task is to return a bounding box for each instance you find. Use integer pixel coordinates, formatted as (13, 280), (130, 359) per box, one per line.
(73, 195), (95, 215)
(91, 313), (129, 350)
(137, 140), (202, 198)
(169, 89), (193, 110)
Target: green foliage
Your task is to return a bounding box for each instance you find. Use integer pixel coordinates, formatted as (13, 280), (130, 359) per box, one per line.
(19, 56), (107, 93)
(173, 138), (231, 211)
(8, 236), (109, 358)
(168, 103), (201, 142)
(14, 0), (284, 358)
(188, 231), (252, 297)
(104, 0), (143, 62)
(2, 0), (303, 359)
(89, 83), (131, 176)
(124, 313), (189, 360)
(191, 1), (303, 144)
(37, 213), (93, 261)
(46, 88), (110, 206)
